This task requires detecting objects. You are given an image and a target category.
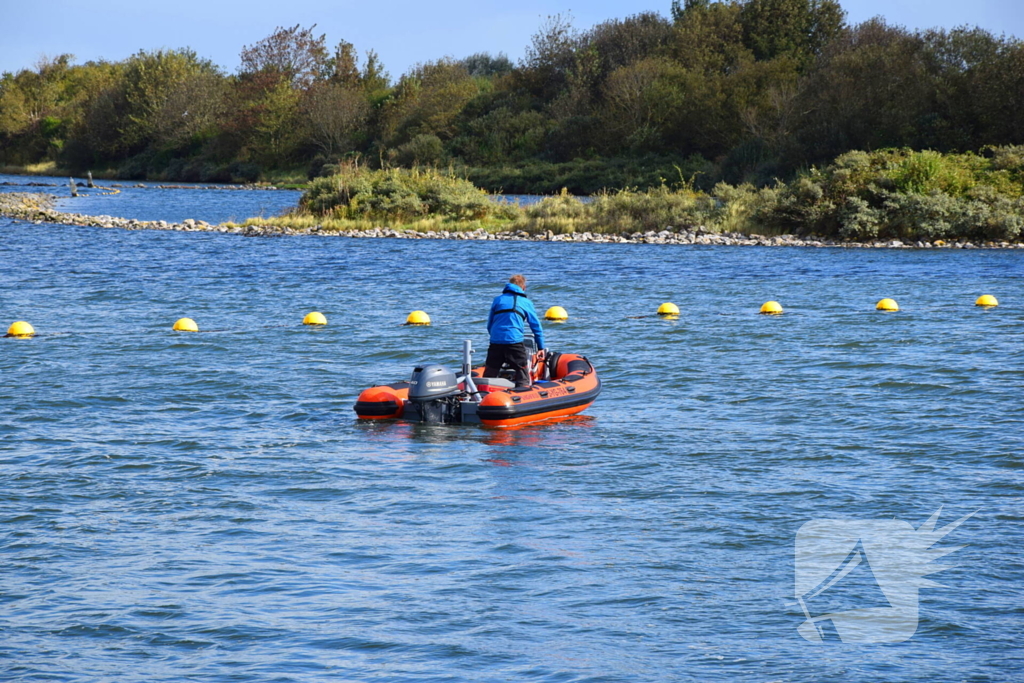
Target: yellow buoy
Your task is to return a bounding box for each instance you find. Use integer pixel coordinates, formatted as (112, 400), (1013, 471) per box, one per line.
(173, 317), (199, 332)
(759, 301), (783, 315)
(545, 306), (568, 321)
(876, 298), (899, 312)
(657, 302), (680, 316)
(6, 321), (35, 338)
(406, 310), (431, 325)
(303, 311), (327, 325)
(975, 294), (999, 307)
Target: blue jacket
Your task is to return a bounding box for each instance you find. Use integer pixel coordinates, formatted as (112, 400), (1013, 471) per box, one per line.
(487, 283), (545, 349)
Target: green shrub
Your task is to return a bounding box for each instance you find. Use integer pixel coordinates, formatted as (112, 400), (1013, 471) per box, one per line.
(228, 161), (261, 183)
(591, 185), (718, 233)
(298, 166), (514, 222)
(514, 184), (720, 235)
(395, 135), (445, 166)
(986, 145), (1024, 173)
(888, 151), (978, 196)
(521, 190), (590, 220)
(462, 155), (717, 194)
(115, 154), (152, 180)
(747, 147), (1024, 240)
(980, 197), (1024, 241)
(307, 155), (331, 180)
(838, 196), (880, 240)
(512, 190), (590, 234)
(280, 149), (1023, 240)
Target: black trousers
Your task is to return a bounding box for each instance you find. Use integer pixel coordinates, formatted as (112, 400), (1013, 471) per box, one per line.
(483, 342), (531, 387)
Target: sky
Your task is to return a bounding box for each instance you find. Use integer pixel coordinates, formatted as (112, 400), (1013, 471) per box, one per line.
(1, 0), (1022, 77)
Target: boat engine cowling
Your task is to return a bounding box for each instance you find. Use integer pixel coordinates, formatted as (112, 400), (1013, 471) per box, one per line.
(408, 364), (461, 423)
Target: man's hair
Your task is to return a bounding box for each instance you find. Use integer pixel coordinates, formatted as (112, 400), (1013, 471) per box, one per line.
(509, 274), (527, 288)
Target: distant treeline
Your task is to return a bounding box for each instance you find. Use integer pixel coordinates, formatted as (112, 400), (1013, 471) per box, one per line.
(1, 0), (1022, 191)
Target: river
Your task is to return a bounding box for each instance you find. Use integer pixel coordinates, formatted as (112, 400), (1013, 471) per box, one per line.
(1, 177), (1022, 681)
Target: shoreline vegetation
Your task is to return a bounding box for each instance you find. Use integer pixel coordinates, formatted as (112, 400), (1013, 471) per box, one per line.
(3, 147), (1022, 248)
(0, 162), (303, 191)
(2, 1), (1022, 197)
(211, 148), (1024, 245)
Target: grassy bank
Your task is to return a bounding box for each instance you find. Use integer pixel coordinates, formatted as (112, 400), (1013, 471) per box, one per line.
(240, 148), (1024, 242)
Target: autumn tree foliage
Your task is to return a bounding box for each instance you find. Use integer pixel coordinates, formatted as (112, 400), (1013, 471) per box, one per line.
(1, 4), (1021, 188)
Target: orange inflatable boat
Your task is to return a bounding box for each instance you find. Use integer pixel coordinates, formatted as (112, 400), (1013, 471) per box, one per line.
(354, 340), (600, 427)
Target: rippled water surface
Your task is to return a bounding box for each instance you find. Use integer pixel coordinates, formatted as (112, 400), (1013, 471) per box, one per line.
(0, 173), (302, 224)
(1, 188), (1023, 681)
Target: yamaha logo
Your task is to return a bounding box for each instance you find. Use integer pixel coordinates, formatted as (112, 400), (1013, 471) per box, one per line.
(427, 381), (447, 387)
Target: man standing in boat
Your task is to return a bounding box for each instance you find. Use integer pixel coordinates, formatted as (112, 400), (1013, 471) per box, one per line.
(484, 274), (546, 388)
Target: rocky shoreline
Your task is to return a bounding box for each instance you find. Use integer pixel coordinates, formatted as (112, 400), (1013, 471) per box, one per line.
(2, 192), (1023, 248)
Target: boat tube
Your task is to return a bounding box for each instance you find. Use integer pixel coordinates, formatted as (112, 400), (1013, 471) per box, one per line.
(353, 340), (600, 427)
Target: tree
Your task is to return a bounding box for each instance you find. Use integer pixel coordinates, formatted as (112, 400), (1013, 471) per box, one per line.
(0, 55), (76, 143)
(795, 19), (934, 160)
(548, 46), (601, 122)
(460, 53), (514, 77)
(329, 40), (360, 87)
(59, 59), (126, 166)
(733, 57), (802, 159)
(301, 82), (369, 156)
(585, 12), (674, 80)
(152, 70), (227, 148)
(239, 25), (330, 89)
(667, 0), (750, 74)
(360, 50), (390, 95)
(662, 1), (755, 157)
(450, 107), (550, 164)
(671, 0), (712, 22)
(740, 0), (846, 67)
(600, 57), (687, 152)
(0, 73), (32, 137)
(75, 81), (129, 161)
(119, 49), (221, 153)
(924, 28), (1024, 149)
(519, 13), (581, 99)
(247, 78), (302, 164)
(380, 59), (479, 146)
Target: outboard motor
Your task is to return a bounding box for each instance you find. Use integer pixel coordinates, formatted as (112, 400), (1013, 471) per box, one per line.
(408, 364), (461, 423)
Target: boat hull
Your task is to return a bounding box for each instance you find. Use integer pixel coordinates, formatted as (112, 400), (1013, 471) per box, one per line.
(353, 353), (599, 428)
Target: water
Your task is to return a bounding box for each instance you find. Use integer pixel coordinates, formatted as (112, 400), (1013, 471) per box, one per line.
(1, 188), (1023, 681)
(0, 174), (555, 221)
(0, 174), (302, 224)
(496, 194), (590, 206)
